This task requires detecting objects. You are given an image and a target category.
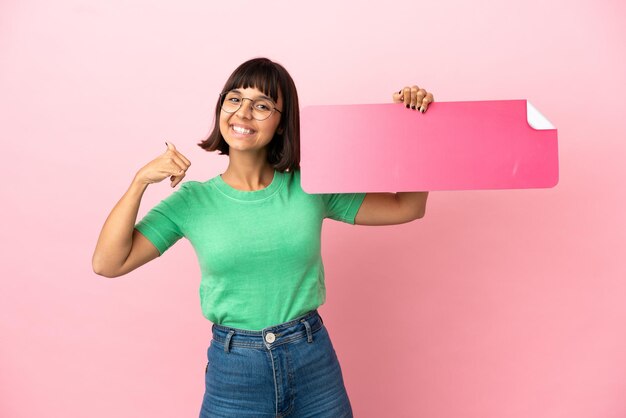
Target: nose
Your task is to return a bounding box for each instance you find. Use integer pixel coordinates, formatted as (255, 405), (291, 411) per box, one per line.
(234, 98), (254, 119)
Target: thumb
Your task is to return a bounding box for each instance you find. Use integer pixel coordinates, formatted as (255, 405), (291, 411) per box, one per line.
(392, 89), (404, 103)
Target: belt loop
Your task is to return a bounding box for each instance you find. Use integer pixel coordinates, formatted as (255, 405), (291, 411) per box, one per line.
(301, 318), (313, 343)
(224, 330), (235, 353)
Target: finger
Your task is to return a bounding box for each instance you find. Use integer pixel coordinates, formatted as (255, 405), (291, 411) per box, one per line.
(165, 141), (177, 152)
(403, 87), (411, 108)
(171, 172), (186, 188)
(164, 153), (187, 176)
(169, 150), (191, 169)
(171, 160), (186, 176)
(164, 141), (179, 158)
(176, 152), (192, 167)
(154, 165), (183, 182)
(392, 90), (403, 103)
(165, 141), (191, 168)
(419, 93), (435, 113)
(163, 146), (190, 171)
(410, 86), (418, 110)
(414, 88), (426, 111)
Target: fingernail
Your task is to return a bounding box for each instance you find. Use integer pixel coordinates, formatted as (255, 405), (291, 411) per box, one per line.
(406, 104), (410, 108)
(411, 105), (416, 110)
(419, 107), (425, 113)
(165, 141), (168, 146)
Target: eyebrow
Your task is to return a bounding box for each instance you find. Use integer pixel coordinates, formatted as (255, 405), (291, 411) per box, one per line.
(231, 89), (275, 102)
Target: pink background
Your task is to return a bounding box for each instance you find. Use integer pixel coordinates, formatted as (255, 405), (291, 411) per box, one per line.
(1, 0), (625, 417)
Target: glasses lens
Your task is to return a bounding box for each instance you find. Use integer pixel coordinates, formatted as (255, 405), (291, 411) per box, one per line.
(221, 91), (276, 121)
(251, 98), (274, 120)
(221, 92), (242, 113)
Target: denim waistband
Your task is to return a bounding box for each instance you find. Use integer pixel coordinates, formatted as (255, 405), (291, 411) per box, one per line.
(211, 309), (324, 352)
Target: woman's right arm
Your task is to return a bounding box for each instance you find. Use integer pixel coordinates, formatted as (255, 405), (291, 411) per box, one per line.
(92, 142), (191, 278)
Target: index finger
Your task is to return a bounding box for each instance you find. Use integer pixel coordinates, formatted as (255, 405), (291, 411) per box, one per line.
(175, 151), (191, 167)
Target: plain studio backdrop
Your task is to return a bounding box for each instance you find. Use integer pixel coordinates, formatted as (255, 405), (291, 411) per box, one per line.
(1, 0), (625, 417)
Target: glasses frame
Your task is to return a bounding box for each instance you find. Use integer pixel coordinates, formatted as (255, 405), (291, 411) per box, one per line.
(219, 91), (283, 121)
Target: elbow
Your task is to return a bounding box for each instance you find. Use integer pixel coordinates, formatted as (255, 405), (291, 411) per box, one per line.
(416, 195), (428, 219)
(92, 256), (119, 278)
(92, 265), (116, 278)
(412, 205), (426, 221)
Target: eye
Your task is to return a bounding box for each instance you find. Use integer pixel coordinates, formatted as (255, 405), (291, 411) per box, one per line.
(254, 100), (272, 111)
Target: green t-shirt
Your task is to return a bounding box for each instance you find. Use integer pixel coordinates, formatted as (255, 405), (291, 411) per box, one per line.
(134, 168), (366, 330)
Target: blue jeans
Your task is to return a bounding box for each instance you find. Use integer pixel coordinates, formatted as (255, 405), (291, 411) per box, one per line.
(199, 309), (353, 417)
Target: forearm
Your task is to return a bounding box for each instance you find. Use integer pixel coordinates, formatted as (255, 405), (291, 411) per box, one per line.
(92, 177), (149, 275)
(395, 191), (429, 219)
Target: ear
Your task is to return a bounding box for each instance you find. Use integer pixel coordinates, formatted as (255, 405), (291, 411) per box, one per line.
(277, 126), (284, 135)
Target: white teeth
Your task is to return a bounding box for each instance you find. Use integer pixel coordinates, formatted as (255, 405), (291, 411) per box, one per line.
(233, 126), (254, 134)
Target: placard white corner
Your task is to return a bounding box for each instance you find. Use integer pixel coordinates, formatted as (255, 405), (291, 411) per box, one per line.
(526, 101), (555, 130)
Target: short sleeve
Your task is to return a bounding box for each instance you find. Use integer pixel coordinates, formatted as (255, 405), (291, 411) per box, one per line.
(320, 192), (366, 224)
(134, 183), (190, 255)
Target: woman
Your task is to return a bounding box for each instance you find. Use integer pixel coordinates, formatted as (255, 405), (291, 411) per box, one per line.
(92, 57), (433, 417)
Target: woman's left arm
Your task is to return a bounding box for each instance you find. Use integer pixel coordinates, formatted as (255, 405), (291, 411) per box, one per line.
(354, 85), (434, 226)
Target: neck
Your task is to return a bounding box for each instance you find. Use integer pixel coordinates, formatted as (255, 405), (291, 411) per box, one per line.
(222, 151), (274, 191)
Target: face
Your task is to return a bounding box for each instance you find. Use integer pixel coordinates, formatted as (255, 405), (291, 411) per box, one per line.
(219, 86), (283, 155)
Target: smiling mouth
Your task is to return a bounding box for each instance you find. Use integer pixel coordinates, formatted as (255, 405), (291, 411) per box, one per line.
(231, 125), (256, 135)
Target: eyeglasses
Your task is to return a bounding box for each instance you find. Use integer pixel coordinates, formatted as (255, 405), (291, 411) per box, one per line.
(219, 91), (282, 121)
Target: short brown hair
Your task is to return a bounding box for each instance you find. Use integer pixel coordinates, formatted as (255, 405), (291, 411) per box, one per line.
(197, 57), (300, 172)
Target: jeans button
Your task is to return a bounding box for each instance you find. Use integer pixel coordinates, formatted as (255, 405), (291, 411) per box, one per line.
(265, 332), (276, 343)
